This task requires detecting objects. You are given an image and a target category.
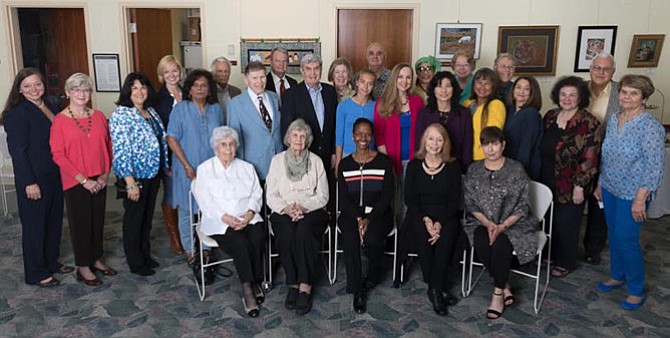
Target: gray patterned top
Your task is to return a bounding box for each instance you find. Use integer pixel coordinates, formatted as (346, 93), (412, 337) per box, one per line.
(463, 158), (539, 265)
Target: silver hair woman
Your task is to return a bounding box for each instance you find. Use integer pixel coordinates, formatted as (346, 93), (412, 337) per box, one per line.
(191, 125), (266, 317)
(266, 118), (329, 315)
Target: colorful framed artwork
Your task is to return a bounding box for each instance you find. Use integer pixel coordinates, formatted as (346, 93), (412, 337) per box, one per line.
(434, 23), (483, 60)
(627, 34), (665, 68)
(574, 26), (617, 72)
(497, 26), (560, 76)
(240, 39), (321, 74)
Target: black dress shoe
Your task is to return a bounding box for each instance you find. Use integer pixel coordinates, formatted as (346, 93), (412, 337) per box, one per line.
(284, 287), (299, 310)
(295, 291), (312, 315)
(353, 291), (367, 314)
(428, 288), (448, 316)
(130, 267), (155, 276)
(76, 270), (103, 287)
(146, 258), (160, 268)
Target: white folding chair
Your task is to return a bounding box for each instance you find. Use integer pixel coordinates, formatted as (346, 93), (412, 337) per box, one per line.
(0, 129), (15, 216)
(189, 191), (234, 301)
(461, 181), (554, 314)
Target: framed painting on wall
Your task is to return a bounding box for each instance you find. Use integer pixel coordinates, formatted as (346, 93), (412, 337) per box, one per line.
(497, 26), (560, 76)
(627, 34), (665, 68)
(574, 26), (617, 72)
(240, 39), (321, 74)
(434, 23), (482, 60)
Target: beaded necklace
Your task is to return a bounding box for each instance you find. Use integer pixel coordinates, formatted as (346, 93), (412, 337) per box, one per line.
(68, 106), (92, 137)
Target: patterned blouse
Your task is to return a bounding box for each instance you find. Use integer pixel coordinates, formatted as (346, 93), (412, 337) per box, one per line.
(109, 106), (168, 180)
(542, 108), (602, 204)
(600, 111), (665, 200)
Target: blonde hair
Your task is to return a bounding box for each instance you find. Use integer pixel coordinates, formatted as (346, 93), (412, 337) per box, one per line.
(377, 62), (413, 118)
(156, 55), (182, 84)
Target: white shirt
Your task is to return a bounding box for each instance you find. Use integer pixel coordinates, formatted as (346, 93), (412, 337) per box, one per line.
(271, 72), (291, 102)
(191, 157), (263, 236)
(246, 87), (274, 121)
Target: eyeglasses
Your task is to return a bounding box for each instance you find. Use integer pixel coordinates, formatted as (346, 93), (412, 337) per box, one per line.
(417, 66), (434, 72)
(591, 65), (613, 73)
(498, 65), (515, 70)
(71, 88), (91, 95)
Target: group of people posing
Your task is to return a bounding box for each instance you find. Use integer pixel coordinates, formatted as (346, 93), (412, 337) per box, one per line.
(1, 42), (664, 319)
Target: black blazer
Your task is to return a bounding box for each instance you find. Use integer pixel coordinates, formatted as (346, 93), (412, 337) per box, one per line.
(265, 73), (298, 94)
(155, 85), (177, 128)
(3, 100), (61, 188)
(280, 82), (338, 169)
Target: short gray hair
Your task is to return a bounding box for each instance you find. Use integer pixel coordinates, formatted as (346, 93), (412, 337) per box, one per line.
(210, 57), (232, 70)
(64, 73), (93, 92)
(209, 126), (239, 151)
(494, 53), (515, 65)
(283, 118), (313, 147)
(591, 52), (616, 70)
(270, 47), (288, 59)
(300, 53), (322, 69)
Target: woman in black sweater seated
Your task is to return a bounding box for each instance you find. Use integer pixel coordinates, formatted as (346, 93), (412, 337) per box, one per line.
(337, 118), (395, 314)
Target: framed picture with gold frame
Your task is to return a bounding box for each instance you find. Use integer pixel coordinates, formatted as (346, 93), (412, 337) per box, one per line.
(627, 34), (665, 68)
(497, 26), (560, 76)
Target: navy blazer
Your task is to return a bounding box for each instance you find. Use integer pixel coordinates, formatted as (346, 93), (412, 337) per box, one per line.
(265, 73), (298, 95)
(4, 100), (61, 187)
(280, 81), (338, 169)
(155, 85), (178, 128)
(227, 90), (283, 180)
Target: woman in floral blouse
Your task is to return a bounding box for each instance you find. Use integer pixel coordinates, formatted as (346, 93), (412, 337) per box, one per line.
(110, 73), (169, 276)
(540, 76), (601, 278)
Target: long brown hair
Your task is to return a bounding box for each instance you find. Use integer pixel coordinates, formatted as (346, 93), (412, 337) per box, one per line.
(469, 67), (500, 129)
(377, 62), (413, 118)
(1, 68), (46, 125)
(415, 123), (455, 163)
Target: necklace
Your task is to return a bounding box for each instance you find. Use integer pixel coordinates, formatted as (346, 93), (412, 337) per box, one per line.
(68, 106), (92, 137)
(423, 159), (445, 180)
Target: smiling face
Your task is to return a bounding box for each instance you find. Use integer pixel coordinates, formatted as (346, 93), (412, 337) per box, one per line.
(417, 62), (435, 86)
(332, 64), (350, 88)
(424, 126), (445, 157)
(494, 56), (515, 83)
(289, 129), (308, 153)
(356, 73), (375, 99)
(513, 78), (531, 108)
(434, 77), (454, 103)
(482, 140), (505, 162)
(301, 62), (322, 88)
(618, 85), (646, 111)
(189, 76), (210, 102)
(589, 56), (615, 88)
(270, 50), (288, 77)
(130, 80), (148, 108)
(366, 43), (385, 70)
(474, 76), (494, 100)
(353, 122), (373, 152)
(212, 61), (231, 86)
(215, 136), (237, 164)
(162, 62), (181, 86)
(396, 66), (413, 94)
(19, 74), (45, 104)
(68, 86), (91, 108)
(244, 69), (267, 95)
(558, 86), (579, 111)
(452, 56), (473, 79)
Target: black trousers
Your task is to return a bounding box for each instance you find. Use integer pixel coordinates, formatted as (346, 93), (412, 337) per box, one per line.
(340, 214), (393, 293)
(473, 226), (519, 289)
(64, 184), (106, 267)
(584, 193), (607, 257)
(122, 176), (160, 271)
(17, 177), (64, 284)
(552, 201), (585, 270)
(271, 209), (328, 285)
(210, 222), (267, 284)
(412, 217), (460, 291)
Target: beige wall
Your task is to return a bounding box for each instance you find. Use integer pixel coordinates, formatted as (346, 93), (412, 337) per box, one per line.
(0, 0), (668, 122)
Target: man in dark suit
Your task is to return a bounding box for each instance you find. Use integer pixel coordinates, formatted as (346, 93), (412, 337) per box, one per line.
(212, 57), (242, 122)
(265, 48), (298, 105)
(280, 53), (337, 171)
(227, 61), (283, 183)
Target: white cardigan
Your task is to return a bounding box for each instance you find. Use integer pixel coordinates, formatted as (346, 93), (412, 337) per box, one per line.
(266, 151), (329, 214)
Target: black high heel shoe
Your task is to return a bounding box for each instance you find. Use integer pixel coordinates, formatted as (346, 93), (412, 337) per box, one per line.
(487, 292), (505, 319)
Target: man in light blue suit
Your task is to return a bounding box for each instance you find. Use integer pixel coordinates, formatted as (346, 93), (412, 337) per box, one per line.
(227, 61), (283, 182)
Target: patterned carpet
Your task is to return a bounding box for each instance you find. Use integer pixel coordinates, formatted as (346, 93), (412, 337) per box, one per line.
(0, 190), (669, 337)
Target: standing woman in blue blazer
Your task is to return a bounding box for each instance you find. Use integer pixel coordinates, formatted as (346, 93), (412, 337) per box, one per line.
(1, 68), (74, 287)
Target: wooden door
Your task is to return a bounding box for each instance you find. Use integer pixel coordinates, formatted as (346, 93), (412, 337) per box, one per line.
(337, 9), (413, 73)
(132, 8), (173, 91)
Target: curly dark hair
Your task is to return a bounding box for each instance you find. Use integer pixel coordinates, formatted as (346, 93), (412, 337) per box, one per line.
(115, 72), (156, 109)
(550, 76), (590, 110)
(182, 69), (219, 105)
(426, 71), (464, 111)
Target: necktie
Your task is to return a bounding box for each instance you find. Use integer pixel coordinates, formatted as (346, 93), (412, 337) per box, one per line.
(280, 79), (286, 98)
(258, 96), (272, 131)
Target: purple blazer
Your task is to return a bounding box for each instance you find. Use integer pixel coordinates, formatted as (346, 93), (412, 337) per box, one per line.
(415, 105), (473, 172)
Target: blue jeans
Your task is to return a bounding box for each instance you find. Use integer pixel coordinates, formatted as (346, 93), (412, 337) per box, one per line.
(601, 188), (645, 296)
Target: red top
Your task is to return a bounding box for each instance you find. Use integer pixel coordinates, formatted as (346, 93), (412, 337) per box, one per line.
(50, 110), (112, 190)
(373, 95), (424, 175)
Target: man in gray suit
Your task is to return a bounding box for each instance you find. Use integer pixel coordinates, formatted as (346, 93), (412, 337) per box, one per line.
(584, 52), (620, 265)
(227, 61), (283, 183)
(212, 57), (242, 122)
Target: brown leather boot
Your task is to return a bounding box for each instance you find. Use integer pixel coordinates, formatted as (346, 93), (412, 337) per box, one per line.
(161, 205), (183, 255)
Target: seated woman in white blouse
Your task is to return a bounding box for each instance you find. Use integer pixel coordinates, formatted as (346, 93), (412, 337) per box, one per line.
(191, 126), (266, 318)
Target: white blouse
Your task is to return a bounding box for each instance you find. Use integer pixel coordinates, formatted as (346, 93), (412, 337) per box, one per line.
(191, 157), (263, 236)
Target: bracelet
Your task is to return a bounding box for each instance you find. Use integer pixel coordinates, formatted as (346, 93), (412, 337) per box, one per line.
(126, 183), (138, 191)
(80, 178), (88, 185)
